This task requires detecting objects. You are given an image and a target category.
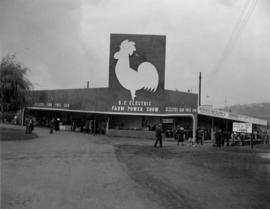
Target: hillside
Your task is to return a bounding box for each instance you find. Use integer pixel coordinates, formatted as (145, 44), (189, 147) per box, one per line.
(228, 103), (270, 121)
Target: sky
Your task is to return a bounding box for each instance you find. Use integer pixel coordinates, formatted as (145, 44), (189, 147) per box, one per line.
(0, 0), (269, 108)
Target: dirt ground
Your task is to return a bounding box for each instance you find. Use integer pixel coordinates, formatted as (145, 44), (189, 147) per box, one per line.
(1, 125), (270, 209)
(115, 144), (270, 209)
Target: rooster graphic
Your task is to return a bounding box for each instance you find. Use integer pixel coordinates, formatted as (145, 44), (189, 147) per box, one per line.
(114, 40), (159, 100)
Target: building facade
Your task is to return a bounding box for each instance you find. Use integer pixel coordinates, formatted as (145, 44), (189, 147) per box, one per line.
(26, 34), (268, 139)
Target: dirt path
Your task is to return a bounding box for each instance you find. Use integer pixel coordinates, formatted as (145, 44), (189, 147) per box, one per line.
(1, 127), (161, 209)
(2, 126), (270, 209)
(115, 144), (270, 209)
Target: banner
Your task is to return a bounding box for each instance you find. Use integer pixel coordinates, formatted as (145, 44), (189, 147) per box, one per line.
(233, 122), (252, 133)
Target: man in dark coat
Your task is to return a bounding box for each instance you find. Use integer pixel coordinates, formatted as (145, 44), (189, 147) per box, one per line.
(154, 123), (163, 148)
(177, 127), (185, 146)
(49, 118), (54, 134)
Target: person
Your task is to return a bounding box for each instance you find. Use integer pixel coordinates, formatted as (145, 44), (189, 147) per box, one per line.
(201, 130), (205, 145)
(221, 131), (225, 147)
(196, 128), (203, 144)
(29, 118), (34, 134)
(72, 120), (76, 131)
(175, 126), (180, 141)
(25, 118), (30, 134)
(177, 127), (185, 146)
(197, 129), (204, 145)
(55, 118), (60, 131)
(215, 130), (221, 147)
(225, 132), (230, 146)
(49, 118), (54, 134)
(154, 123), (163, 148)
(195, 129), (199, 144)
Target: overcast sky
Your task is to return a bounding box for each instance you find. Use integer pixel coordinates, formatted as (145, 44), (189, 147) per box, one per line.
(0, 0), (269, 108)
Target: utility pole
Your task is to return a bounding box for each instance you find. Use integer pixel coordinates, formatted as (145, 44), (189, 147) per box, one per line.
(225, 96), (227, 110)
(199, 72), (202, 106)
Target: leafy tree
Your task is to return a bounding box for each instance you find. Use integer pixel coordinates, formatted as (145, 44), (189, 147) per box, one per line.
(0, 54), (32, 121)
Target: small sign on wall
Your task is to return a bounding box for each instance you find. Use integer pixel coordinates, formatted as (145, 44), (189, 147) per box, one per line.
(233, 122), (252, 133)
(162, 118), (174, 124)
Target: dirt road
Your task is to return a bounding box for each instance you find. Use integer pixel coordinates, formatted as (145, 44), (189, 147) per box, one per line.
(1, 127), (161, 209)
(1, 126), (270, 209)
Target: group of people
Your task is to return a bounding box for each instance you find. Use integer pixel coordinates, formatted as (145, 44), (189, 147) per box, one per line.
(154, 125), (192, 148)
(214, 130), (231, 147)
(71, 119), (107, 134)
(48, 118), (61, 134)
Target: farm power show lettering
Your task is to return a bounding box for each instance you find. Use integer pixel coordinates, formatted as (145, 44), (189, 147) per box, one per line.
(112, 100), (159, 113)
(112, 100), (197, 114)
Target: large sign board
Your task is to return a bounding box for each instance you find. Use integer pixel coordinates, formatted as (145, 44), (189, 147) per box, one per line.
(233, 122), (252, 133)
(109, 34), (165, 101)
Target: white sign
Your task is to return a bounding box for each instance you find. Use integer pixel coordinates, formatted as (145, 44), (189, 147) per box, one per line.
(233, 122), (252, 133)
(198, 106), (267, 126)
(114, 40), (159, 100)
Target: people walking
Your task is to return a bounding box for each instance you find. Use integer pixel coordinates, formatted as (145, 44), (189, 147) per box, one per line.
(196, 128), (199, 144)
(177, 127), (185, 146)
(25, 118), (30, 134)
(49, 118), (54, 134)
(29, 118), (34, 134)
(154, 123), (163, 148)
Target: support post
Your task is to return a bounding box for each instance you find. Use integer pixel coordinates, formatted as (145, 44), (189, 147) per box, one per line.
(106, 115), (110, 134)
(211, 117), (214, 141)
(21, 108), (25, 126)
(192, 115), (197, 142)
(199, 72), (202, 106)
(94, 115), (96, 135)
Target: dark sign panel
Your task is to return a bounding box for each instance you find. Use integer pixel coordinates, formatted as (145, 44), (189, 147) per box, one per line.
(109, 34), (166, 100)
(31, 88), (197, 115)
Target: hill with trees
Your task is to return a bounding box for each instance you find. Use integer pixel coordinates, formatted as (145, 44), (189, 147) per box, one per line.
(228, 103), (270, 121)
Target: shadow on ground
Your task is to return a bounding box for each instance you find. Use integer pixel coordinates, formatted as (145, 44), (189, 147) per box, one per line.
(0, 127), (38, 141)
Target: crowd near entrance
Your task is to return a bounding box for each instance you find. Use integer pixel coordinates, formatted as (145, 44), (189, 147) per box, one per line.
(24, 109), (198, 139)
(25, 109), (108, 135)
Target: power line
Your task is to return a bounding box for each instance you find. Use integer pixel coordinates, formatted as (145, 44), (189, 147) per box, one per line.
(214, 0), (252, 67)
(212, 0), (258, 74)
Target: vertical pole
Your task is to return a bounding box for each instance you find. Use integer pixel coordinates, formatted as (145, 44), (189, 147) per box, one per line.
(192, 116), (196, 142)
(251, 123), (253, 149)
(191, 115), (198, 142)
(211, 117), (214, 141)
(94, 115), (96, 135)
(106, 115), (110, 134)
(199, 72), (202, 106)
(21, 108), (25, 126)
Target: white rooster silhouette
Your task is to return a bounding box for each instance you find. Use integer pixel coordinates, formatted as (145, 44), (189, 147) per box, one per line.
(114, 40), (159, 100)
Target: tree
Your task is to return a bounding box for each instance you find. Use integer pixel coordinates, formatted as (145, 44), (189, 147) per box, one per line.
(0, 54), (32, 121)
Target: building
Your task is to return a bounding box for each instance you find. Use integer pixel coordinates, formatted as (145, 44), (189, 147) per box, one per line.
(26, 34), (268, 140)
